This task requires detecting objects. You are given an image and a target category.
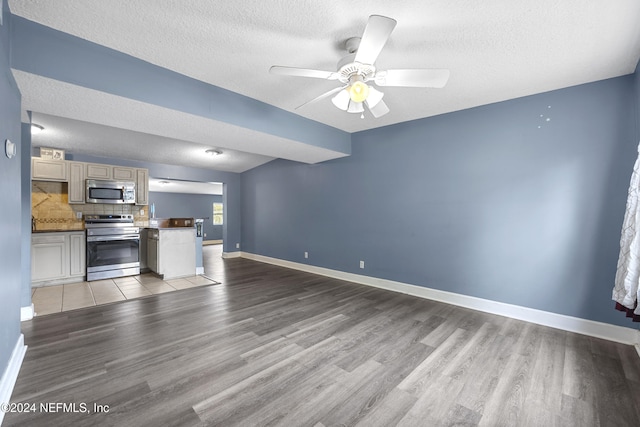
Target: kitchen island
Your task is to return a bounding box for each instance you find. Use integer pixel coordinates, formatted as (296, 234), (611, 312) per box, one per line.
(146, 227), (196, 280)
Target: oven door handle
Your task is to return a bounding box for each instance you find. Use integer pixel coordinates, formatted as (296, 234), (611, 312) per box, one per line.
(87, 235), (140, 242)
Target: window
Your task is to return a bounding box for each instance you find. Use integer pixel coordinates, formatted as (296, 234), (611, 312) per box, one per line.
(213, 203), (223, 225)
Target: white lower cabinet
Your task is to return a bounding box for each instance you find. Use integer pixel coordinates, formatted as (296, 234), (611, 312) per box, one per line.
(32, 231), (86, 285)
(69, 233), (86, 277)
(31, 234), (67, 282)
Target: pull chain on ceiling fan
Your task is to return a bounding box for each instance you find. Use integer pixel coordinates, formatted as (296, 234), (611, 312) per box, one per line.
(270, 15), (450, 118)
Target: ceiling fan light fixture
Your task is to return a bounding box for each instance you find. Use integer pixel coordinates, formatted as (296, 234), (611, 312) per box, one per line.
(347, 100), (364, 114)
(332, 89), (351, 111)
(366, 86), (384, 108)
(269, 15), (449, 119)
(348, 80), (369, 103)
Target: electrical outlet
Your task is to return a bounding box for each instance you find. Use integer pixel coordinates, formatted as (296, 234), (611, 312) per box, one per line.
(76, 212), (83, 219)
(236, 243), (240, 249)
(140, 209), (145, 216)
(359, 260), (365, 269)
(204, 233), (207, 237)
(304, 252), (309, 259)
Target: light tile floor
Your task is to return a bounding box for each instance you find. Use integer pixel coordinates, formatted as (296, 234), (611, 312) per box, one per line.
(31, 273), (218, 316)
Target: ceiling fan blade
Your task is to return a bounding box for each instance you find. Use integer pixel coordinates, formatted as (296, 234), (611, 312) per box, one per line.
(296, 86), (346, 109)
(374, 69), (450, 88)
(366, 99), (390, 118)
(354, 15), (397, 65)
(270, 66), (338, 80)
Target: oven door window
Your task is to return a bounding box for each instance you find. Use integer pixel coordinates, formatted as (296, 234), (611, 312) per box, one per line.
(87, 239), (139, 268)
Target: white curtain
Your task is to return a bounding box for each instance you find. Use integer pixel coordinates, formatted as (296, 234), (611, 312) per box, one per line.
(613, 142), (640, 315)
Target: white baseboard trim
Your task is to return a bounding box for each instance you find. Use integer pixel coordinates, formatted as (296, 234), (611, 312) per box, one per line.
(195, 267), (205, 275)
(20, 304), (34, 321)
(241, 252), (640, 346)
(0, 334), (27, 425)
(222, 251), (241, 259)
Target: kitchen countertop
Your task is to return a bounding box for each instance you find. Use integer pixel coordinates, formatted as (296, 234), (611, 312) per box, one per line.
(32, 229), (85, 234)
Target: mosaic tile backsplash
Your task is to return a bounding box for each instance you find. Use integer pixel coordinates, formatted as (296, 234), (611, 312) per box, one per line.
(32, 181), (148, 231)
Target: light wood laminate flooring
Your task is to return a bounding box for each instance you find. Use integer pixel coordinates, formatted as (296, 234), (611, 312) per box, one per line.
(8, 252), (640, 426)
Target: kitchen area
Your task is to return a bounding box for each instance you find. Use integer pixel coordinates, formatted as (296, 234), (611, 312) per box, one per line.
(30, 154), (215, 316)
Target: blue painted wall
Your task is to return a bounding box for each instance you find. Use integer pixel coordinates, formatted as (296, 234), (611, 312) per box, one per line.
(149, 192), (223, 240)
(0, 0), (24, 378)
(242, 74), (638, 327)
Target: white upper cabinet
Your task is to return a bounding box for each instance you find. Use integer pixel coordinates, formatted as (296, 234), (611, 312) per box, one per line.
(136, 168), (149, 205)
(85, 163), (112, 180)
(32, 158), (148, 205)
(32, 158), (68, 181)
(68, 161), (85, 204)
(113, 167), (137, 181)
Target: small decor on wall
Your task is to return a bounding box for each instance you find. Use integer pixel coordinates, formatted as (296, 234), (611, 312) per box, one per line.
(5, 139), (16, 159)
(40, 147), (65, 160)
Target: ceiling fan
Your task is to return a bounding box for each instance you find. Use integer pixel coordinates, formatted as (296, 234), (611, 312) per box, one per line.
(270, 15), (450, 118)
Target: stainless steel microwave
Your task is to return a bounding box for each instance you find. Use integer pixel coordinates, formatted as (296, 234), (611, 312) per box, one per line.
(86, 179), (136, 204)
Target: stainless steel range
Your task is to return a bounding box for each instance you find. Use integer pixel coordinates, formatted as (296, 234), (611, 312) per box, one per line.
(85, 214), (140, 281)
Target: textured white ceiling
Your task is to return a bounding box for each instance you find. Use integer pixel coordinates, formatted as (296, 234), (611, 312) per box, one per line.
(29, 112), (273, 174)
(8, 0), (640, 171)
